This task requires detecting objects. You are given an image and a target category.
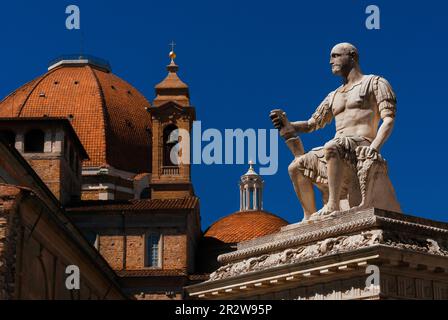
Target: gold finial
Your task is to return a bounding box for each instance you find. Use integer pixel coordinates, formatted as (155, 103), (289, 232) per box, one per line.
(248, 160), (255, 173)
(169, 41), (176, 61)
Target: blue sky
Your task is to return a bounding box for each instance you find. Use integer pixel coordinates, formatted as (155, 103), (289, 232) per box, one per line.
(1, 0), (447, 228)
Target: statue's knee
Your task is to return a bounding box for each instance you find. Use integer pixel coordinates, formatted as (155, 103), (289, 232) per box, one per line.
(288, 158), (302, 177)
(324, 141), (339, 160)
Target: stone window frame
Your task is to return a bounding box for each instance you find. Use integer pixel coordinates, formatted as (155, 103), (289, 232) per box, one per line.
(144, 231), (163, 269)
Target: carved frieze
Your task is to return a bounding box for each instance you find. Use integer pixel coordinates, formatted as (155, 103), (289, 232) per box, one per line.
(209, 228), (448, 281)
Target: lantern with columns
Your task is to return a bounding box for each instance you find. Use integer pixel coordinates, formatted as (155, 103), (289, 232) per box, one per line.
(239, 161), (264, 211)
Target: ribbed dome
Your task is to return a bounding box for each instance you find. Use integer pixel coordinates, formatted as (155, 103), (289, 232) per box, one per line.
(204, 211), (288, 243)
(0, 58), (152, 174)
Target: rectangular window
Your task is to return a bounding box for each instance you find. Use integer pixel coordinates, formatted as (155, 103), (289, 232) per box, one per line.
(146, 233), (161, 268)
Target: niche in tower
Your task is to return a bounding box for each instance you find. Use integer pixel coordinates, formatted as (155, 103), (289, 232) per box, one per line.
(163, 124), (179, 167)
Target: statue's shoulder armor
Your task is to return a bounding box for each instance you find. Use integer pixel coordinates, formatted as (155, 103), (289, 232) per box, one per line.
(326, 89), (338, 110)
(311, 90), (336, 130)
(360, 74), (377, 98)
(362, 75), (397, 118)
(360, 75), (397, 103)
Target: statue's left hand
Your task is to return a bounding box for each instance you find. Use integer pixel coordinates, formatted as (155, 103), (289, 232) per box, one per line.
(356, 146), (379, 160)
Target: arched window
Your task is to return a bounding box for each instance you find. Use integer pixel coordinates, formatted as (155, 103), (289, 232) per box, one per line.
(163, 125), (179, 166)
(0, 130), (16, 147)
(24, 129), (45, 153)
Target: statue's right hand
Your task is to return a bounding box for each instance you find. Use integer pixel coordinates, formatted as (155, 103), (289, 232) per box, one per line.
(269, 109), (285, 129)
(270, 109), (296, 139)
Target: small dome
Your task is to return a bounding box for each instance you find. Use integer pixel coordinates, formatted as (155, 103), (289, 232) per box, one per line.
(204, 210), (288, 243)
(0, 56), (152, 174)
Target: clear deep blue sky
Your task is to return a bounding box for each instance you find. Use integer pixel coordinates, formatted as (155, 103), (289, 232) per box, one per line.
(1, 1), (447, 228)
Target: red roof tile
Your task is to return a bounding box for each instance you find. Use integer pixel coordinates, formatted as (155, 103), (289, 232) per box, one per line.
(204, 211), (288, 244)
(0, 63), (152, 173)
(66, 197), (199, 212)
(116, 269), (187, 277)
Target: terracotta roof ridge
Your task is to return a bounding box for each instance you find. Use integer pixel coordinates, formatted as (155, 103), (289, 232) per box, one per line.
(115, 269), (188, 277)
(88, 65), (109, 166)
(17, 69), (57, 116)
(130, 195), (198, 202)
(0, 77), (41, 106)
(66, 196), (199, 212)
(203, 210), (289, 235)
(224, 209), (286, 219)
(155, 72), (189, 89)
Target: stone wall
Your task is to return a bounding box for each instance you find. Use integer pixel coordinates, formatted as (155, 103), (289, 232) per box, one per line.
(0, 185), (125, 300)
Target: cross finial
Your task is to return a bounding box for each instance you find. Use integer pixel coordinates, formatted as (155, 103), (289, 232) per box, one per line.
(169, 41), (176, 52)
(169, 41), (177, 62)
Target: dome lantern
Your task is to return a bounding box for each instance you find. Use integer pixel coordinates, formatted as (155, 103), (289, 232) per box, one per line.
(239, 161), (264, 211)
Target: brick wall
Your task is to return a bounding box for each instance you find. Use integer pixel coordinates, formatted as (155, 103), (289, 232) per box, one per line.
(97, 230), (188, 271)
(99, 235), (125, 270)
(163, 233), (187, 269)
(125, 234), (144, 269)
(27, 158), (62, 200)
(81, 190), (100, 201)
(152, 190), (192, 200)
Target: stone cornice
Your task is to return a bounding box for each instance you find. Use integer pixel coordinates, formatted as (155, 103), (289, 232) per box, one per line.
(218, 208), (448, 265)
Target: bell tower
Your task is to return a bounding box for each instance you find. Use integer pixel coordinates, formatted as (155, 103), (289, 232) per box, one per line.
(148, 48), (196, 199)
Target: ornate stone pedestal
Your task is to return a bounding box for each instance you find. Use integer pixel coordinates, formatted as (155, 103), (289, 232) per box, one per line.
(186, 208), (448, 300)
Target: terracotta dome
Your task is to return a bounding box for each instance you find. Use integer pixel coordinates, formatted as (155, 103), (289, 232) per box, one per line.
(0, 56), (152, 174)
(204, 211), (288, 243)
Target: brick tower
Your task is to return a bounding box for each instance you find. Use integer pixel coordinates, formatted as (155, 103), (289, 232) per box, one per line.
(148, 49), (196, 199)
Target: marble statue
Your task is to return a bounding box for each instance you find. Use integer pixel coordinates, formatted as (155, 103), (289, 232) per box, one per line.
(270, 43), (401, 221)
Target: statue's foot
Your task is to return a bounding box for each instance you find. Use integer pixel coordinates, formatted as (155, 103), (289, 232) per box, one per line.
(309, 204), (340, 221)
(301, 216), (312, 224)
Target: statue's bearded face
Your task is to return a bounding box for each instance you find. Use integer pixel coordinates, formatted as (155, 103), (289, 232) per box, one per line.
(330, 46), (355, 76)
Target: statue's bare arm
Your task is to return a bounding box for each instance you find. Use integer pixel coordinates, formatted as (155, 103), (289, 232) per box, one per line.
(370, 115), (394, 151)
(291, 118), (318, 134)
(271, 93), (334, 139)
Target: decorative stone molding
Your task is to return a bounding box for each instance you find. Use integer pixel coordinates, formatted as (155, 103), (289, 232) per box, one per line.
(218, 209), (448, 265)
(209, 209), (448, 282)
(209, 230), (383, 281)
